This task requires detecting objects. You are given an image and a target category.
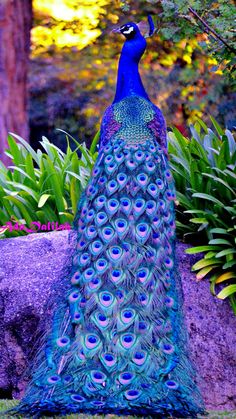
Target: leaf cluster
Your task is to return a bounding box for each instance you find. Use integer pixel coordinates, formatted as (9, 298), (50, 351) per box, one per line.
(168, 117), (236, 314)
(121, 0), (236, 80)
(0, 132), (99, 237)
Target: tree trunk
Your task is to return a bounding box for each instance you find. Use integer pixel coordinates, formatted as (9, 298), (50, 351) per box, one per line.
(0, 0), (32, 166)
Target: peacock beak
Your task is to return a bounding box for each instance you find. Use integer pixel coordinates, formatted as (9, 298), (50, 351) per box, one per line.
(111, 27), (122, 34)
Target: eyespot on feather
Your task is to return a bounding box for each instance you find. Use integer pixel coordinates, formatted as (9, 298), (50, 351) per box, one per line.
(56, 336), (70, 348)
(98, 291), (115, 307)
(124, 389), (141, 400)
(101, 352), (116, 367)
(165, 380), (179, 390)
(120, 333), (136, 349)
(71, 271), (82, 285)
(94, 195), (107, 209)
(91, 370), (107, 384)
(47, 374), (61, 385)
(95, 211), (108, 226)
(85, 225), (97, 240)
(84, 334), (101, 349)
(71, 394), (86, 402)
(114, 218), (129, 237)
(119, 371), (135, 385)
(120, 308), (136, 324)
(95, 258), (109, 273)
(132, 350), (147, 365)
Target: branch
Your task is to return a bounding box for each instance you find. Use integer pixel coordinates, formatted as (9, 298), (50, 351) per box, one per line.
(188, 6), (236, 54)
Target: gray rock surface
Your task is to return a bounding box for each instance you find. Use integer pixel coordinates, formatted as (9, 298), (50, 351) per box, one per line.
(0, 230), (235, 410)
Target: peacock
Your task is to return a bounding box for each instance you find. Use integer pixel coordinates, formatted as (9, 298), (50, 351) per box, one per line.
(8, 16), (207, 418)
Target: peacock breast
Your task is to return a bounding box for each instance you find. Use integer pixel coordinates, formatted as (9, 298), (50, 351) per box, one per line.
(100, 95), (160, 147)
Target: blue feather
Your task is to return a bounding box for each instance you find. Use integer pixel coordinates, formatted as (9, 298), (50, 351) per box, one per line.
(12, 15), (206, 419)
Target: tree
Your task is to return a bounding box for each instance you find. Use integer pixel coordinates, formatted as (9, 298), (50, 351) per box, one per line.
(121, 0), (236, 80)
(0, 0), (32, 165)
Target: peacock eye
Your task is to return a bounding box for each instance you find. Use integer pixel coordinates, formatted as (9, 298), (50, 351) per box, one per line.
(123, 27), (134, 35)
(120, 23), (135, 36)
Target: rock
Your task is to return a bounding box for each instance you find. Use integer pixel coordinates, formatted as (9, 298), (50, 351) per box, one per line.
(0, 231), (235, 410)
(177, 244), (236, 411)
(0, 230), (76, 400)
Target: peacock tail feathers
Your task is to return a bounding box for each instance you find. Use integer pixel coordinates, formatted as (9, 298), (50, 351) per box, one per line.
(8, 14), (207, 418)
(10, 95), (207, 418)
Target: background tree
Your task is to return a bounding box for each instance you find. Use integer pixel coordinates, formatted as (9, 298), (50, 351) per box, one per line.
(121, 0), (236, 78)
(0, 0), (32, 165)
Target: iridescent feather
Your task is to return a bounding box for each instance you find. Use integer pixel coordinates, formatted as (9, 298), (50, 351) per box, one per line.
(9, 14), (207, 419)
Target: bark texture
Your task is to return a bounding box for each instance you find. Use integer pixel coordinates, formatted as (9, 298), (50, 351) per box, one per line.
(0, 0), (32, 165)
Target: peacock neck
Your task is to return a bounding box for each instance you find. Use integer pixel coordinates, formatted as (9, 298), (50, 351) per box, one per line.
(113, 45), (150, 104)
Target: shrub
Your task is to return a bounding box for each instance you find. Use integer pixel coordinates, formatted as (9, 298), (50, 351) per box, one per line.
(168, 117), (236, 314)
(0, 130), (99, 238)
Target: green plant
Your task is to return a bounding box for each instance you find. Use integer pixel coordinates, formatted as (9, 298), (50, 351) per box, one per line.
(168, 117), (236, 314)
(0, 131), (99, 238)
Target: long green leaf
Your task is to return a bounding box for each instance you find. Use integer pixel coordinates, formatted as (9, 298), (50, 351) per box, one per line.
(215, 272), (236, 283)
(6, 181), (38, 202)
(209, 239), (232, 245)
(203, 173), (236, 196)
(210, 228), (228, 234)
(196, 265), (219, 280)
(192, 258), (221, 271)
(3, 196), (34, 225)
(195, 117), (208, 133)
(217, 285), (236, 299)
(6, 135), (23, 167)
(175, 192), (193, 210)
(38, 194), (51, 208)
(215, 249), (236, 258)
(25, 153), (37, 182)
(223, 260), (236, 269)
(190, 218), (208, 224)
(90, 130), (100, 154)
(42, 156), (66, 223)
(9, 132), (39, 164)
(8, 166), (34, 182)
(192, 193), (224, 207)
(209, 116), (224, 137)
(185, 245), (222, 254)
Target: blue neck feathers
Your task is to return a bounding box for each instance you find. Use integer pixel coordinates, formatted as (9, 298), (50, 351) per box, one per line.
(113, 33), (150, 104)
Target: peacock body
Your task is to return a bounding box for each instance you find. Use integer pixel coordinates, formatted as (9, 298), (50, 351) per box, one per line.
(11, 19), (206, 418)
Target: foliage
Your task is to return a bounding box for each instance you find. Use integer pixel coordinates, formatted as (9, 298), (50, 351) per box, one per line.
(121, 0), (236, 80)
(32, 0), (115, 56)
(168, 118), (236, 313)
(0, 132), (99, 238)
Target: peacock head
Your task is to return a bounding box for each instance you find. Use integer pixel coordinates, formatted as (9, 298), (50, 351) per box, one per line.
(113, 22), (141, 40)
(112, 16), (155, 62)
(112, 15), (155, 41)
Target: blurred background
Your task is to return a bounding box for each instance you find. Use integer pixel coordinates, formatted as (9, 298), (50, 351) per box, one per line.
(0, 0), (235, 165)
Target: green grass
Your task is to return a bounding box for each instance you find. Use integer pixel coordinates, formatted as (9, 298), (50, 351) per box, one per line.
(0, 400), (236, 419)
